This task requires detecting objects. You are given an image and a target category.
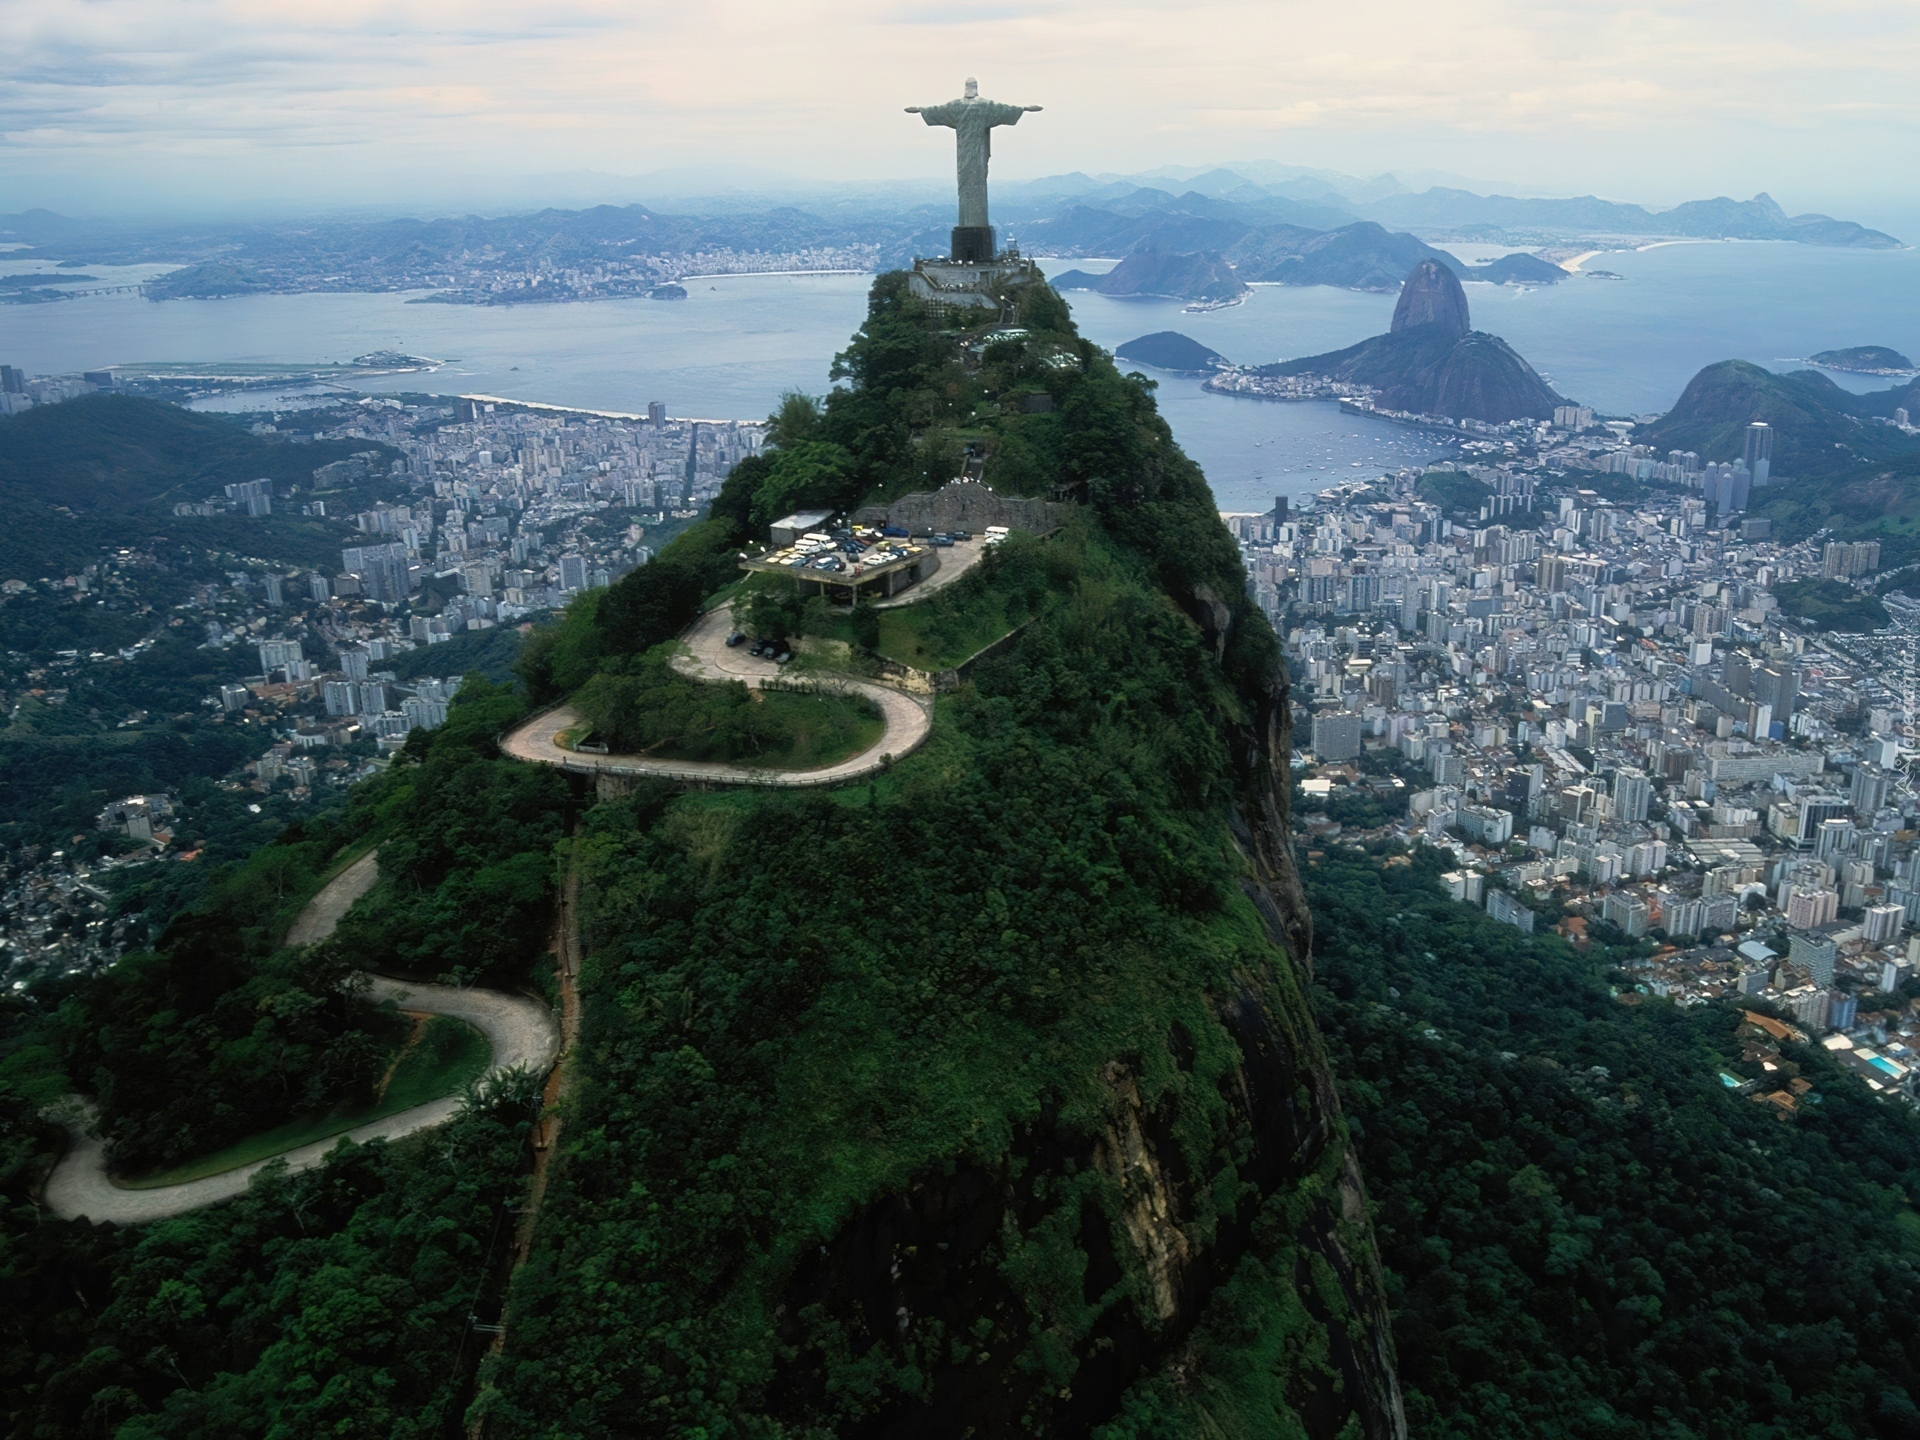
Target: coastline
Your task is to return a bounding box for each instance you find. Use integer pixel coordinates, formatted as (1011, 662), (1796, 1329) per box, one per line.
(456, 392), (753, 424)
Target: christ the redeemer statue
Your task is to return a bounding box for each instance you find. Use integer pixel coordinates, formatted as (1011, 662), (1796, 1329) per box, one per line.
(907, 78), (1040, 263)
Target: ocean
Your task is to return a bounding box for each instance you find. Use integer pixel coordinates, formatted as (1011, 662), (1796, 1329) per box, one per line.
(4, 239), (1917, 515)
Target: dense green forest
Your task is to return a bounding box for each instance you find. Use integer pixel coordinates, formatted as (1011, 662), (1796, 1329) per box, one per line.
(1309, 842), (1920, 1438)
(1772, 576), (1892, 632)
(0, 395), (396, 579)
(387, 621), (527, 684)
(0, 678), (559, 1436)
(470, 270), (1408, 1437)
(15, 269), (1920, 1439)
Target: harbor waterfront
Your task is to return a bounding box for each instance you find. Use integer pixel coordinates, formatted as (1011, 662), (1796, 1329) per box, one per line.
(6, 240), (1920, 512)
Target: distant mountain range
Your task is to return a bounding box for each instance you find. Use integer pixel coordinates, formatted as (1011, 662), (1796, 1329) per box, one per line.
(0, 172), (1897, 312)
(1001, 169), (1901, 249)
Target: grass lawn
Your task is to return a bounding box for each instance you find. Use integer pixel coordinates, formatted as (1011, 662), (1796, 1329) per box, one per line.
(644, 688), (885, 769)
(806, 590), (1024, 672)
(117, 1014), (491, 1189)
(873, 601), (1018, 672)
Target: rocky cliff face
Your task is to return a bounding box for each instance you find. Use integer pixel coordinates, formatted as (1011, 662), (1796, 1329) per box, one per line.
(1390, 258), (1470, 337)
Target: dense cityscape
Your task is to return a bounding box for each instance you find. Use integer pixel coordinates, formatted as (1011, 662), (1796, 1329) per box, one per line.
(0, 373), (765, 990)
(1244, 414), (1920, 1114)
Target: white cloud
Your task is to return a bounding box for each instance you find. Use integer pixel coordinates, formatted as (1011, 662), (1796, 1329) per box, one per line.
(0, 0), (1913, 216)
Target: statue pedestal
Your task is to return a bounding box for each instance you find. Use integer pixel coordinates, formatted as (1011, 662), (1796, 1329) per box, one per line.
(907, 255), (1040, 315)
(950, 226), (995, 263)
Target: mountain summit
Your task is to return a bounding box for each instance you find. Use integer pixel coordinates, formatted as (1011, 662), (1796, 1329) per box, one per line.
(1252, 260), (1562, 422)
(1390, 258), (1470, 337)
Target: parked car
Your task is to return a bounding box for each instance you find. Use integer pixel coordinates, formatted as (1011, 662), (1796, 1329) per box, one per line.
(881, 525), (910, 538)
(750, 639), (770, 657)
(932, 533), (954, 547)
(725, 630), (747, 647)
(952, 530), (972, 541)
(774, 649), (793, 665)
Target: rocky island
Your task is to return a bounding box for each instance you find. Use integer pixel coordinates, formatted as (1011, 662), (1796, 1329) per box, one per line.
(1216, 259), (1563, 423)
(1114, 330), (1230, 373)
(1809, 345), (1916, 376)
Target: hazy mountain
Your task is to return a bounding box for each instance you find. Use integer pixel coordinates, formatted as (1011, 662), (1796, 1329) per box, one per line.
(1066, 248), (1250, 303)
(1640, 360), (1920, 471)
(1463, 252), (1569, 285)
(1360, 188), (1900, 246)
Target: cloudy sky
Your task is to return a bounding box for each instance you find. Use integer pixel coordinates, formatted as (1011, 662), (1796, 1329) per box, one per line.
(4, 0), (1915, 225)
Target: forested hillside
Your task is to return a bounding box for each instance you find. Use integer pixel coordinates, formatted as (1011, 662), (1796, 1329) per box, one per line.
(1309, 843), (1920, 1437)
(14, 264), (1920, 1438)
(0, 396), (394, 578)
(0, 681), (559, 1435)
(476, 272), (1407, 1437)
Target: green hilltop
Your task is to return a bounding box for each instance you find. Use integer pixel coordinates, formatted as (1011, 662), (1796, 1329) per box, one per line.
(1639, 359), (1920, 559)
(487, 270), (1405, 1436)
(12, 271), (1920, 1439)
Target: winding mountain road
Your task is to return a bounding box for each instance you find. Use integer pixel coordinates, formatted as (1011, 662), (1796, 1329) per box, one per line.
(41, 854), (561, 1225)
(500, 602), (932, 787)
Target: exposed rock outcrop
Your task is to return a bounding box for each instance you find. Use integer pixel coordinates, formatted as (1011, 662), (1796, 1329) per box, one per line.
(1254, 261), (1564, 422)
(1390, 258), (1470, 337)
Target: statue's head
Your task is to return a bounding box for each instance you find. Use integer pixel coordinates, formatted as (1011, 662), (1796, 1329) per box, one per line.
(964, 78), (978, 99)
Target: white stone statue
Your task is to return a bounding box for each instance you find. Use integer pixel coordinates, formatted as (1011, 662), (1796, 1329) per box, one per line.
(907, 78), (1041, 234)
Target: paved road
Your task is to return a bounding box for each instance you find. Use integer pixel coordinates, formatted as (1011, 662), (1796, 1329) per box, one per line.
(285, 848), (379, 946)
(871, 537), (984, 609)
(41, 855), (561, 1226)
(500, 603), (932, 788)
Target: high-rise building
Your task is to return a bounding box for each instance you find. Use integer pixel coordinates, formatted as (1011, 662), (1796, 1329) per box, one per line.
(1828, 991), (1858, 1031)
(648, 401), (666, 427)
(1821, 540), (1880, 579)
(1785, 887), (1839, 930)
(224, 478), (273, 516)
(1753, 664), (1797, 728)
(1722, 652), (1751, 699)
(1311, 710), (1362, 762)
(1864, 903), (1905, 947)
(1852, 765), (1893, 816)
(256, 639), (302, 676)
(1613, 769), (1652, 824)
(558, 553), (589, 593)
(0, 365), (24, 394)
(1743, 422), (1772, 486)
(1789, 931), (1838, 987)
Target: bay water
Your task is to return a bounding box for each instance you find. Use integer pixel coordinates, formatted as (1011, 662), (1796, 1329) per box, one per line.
(3, 240), (1916, 514)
